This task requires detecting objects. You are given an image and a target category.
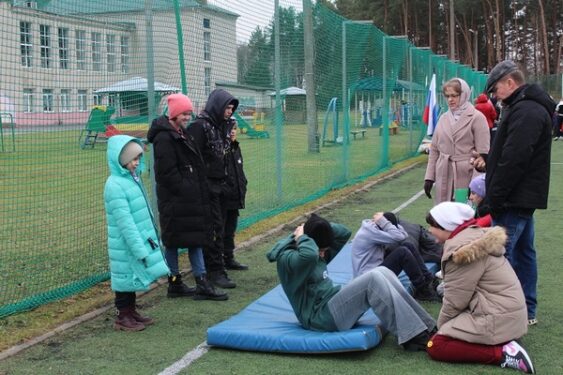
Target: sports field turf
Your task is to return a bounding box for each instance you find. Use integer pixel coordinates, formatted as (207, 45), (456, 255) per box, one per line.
(1, 145), (562, 375)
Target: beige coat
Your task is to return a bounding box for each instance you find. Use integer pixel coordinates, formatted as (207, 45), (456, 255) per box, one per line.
(425, 106), (490, 204)
(438, 226), (527, 345)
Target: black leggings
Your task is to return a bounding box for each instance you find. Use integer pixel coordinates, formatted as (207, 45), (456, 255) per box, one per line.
(115, 291), (136, 309)
(381, 243), (431, 289)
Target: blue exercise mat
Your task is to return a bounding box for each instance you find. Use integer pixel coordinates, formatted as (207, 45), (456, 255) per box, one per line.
(207, 243), (437, 353)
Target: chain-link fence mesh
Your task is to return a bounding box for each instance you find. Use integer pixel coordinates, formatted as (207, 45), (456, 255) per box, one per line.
(0, 0), (495, 317)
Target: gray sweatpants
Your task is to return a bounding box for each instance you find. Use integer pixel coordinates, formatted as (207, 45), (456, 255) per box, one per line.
(327, 266), (436, 344)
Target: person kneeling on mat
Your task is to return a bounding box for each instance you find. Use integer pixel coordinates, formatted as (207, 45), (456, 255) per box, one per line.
(425, 202), (534, 374)
(267, 214), (436, 351)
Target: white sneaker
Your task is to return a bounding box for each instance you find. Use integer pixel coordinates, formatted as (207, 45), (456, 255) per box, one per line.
(554, 136), (560, 141)
(500, 340), (535, 374)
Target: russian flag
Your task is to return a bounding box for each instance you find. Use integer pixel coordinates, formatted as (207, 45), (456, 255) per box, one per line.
(423, 74), (439, 136)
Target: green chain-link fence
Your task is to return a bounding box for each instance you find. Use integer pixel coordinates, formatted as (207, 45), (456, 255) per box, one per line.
(0, 0), (492, 317)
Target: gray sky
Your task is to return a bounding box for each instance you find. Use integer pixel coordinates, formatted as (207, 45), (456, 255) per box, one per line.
(209, 0), (303, 42)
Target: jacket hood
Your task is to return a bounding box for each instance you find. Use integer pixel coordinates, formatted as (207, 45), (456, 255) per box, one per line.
(510, 83), (556, 117)
(107, 135), (145, 176)
(146, 116), (173, 143)
(475, 93), (489, 104)
(451, 226), (507, 264)
(201, 89), (239, 126)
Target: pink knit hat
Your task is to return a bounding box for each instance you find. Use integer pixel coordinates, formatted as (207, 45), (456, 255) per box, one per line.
(167, 93), (193, 119)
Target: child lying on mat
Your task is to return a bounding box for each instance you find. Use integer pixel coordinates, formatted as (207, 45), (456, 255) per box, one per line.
(267, 213), (436, 352)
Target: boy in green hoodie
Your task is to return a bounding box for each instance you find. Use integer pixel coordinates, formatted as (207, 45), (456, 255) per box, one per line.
(267, 214), (436, 351)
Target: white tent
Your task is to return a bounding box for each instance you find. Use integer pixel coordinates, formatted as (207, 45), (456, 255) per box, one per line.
(95, 77), (180, 93)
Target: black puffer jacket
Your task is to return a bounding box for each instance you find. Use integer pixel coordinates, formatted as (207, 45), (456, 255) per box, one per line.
(486, 83), (555, 215)
(224, 139), (247, 210)
(186, 89), (239, 180)
(146, 116), (213, 248)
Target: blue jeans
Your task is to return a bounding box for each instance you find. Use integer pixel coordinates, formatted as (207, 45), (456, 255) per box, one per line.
(164, 247), (206, 278)
(493, 210), (537, 319)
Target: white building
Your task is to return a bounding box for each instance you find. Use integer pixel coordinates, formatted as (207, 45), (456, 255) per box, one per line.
(0, 0), (238, 126)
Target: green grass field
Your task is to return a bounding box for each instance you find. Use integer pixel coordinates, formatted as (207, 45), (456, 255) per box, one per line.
(0, 121), (424, 317)
(1, 144), (562, 374)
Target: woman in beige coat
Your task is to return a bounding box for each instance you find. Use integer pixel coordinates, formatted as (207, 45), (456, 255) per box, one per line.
(424, 202), (533, 374)
(424, 78), (490, 204)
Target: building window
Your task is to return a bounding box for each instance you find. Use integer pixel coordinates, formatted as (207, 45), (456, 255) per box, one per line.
(23, 89), (33, 113)
(78, 90), (87, 111)
(76, 30), (86, 70)
(20, 21), (32, 67)
(40, 24), (50, 68)
(93, 94), (102, 106)
(60, 89), (70, 112)
(204, 67), (211, 98)
(203, 18), (210, 28)
(91, 32), (102, 71)
(42, 89), (53, 112)
(106, 34), (116, 72)
(203, 31), (211, 61)
(120, 36), (129, 73)
(58, 27), (69, 69)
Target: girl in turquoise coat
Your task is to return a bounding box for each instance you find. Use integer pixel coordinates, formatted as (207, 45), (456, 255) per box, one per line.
(103, 135), (169, 331)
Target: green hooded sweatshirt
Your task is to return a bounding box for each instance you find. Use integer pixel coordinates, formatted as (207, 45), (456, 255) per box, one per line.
(266, 223), (351, 331)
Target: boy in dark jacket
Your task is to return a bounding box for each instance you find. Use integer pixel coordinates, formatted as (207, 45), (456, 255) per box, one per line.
(267, 214), (436, 351)
(222, 119), (249, 270)
(185, 89), (240, 289)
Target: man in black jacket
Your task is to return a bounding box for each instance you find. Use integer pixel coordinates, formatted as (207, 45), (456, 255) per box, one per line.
(472, 60), (555, 325)
(185, 89), (241, 289)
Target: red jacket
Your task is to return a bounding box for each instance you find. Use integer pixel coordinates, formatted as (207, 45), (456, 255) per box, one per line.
(474, 94), (497, 129)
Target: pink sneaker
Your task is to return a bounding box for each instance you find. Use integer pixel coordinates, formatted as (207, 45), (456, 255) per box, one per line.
(500, 340), (535, 374)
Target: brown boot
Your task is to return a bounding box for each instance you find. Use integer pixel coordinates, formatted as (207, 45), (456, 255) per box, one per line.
(130, 307), (154, 326)
(114, 307), (145, 331)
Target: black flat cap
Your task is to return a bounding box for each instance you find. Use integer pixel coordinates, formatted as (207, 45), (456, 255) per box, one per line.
(485, 60), (518, 94)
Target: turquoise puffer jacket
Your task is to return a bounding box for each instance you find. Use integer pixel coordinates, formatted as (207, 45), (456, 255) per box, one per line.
(103, 135), (169, 292)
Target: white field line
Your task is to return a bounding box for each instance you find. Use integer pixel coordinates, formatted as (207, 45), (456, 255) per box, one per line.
(158, 188), (425, 374)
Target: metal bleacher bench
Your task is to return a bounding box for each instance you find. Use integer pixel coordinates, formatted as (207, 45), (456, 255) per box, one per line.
(350, 129), (367, 140)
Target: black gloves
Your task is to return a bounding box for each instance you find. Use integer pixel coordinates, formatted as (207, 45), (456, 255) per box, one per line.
(424, 180), (434, 199)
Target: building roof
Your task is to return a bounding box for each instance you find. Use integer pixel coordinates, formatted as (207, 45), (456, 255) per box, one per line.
(268, 87), (307, 96)
(95, 77), (180, 94)
(13, 0), (238, 17)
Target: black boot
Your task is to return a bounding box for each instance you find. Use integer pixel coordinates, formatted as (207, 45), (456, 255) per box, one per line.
(208, 270), (236, 289)
(402, 330), (431, 352)
(224, 257), (249, 271)
(167, 275), (196, 298)
(413, 282), (442, 303)
(194, 275), (229, 301)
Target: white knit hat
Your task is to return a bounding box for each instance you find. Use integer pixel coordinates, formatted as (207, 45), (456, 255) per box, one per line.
(119, 140), (144, 166)
(429, 202), (475, 231)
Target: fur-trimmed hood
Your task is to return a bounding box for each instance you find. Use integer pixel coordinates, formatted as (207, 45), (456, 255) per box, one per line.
(443, 226), (507, 265)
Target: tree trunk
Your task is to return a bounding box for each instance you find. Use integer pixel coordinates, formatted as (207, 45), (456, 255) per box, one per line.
(494, 0), (502, 62)
(537, 0), (550, 74)
(482, 0), (495, 70)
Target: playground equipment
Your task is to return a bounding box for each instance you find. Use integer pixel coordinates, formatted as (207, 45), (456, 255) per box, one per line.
(233, 112), (269, 139)
(321, 97), (343, 146)
(0, 112), (16, 152)
(78, 105), (115, 149)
